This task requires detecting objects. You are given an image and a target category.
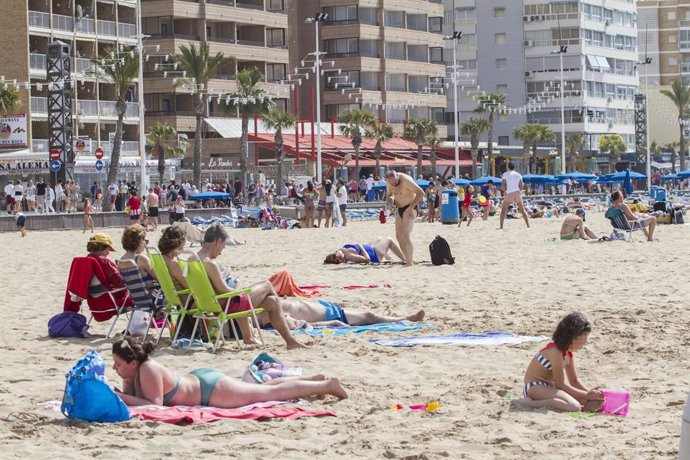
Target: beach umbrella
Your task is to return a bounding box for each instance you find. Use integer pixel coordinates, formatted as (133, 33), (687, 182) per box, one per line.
(188, 191), (230, 201)
(416, 179), (430, 189)
(623, 169), (633, 195)
(452, 177), (471, 186)
(470, 176), (502, 186)
(522, 174), (555, 183)
(660, 174), (680, 180)
(677, 169), (690, 178)
(556, 171), (597, 182)
(606, 170), (647, 181)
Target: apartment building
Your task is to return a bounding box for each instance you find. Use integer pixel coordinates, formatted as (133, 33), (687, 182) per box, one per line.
(0, 0), (141, 175)
(444, 0), (640, 174)
(288, 0), (447, 133)
(637, 0), (690, 147)
(142, 0), (291, 174)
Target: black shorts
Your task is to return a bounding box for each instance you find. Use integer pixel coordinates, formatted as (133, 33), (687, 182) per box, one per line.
(130, 213), (140, 221)
(16, 215), (26, 226)
(148, 206), (159, 217)
(339, 204), (347, 212)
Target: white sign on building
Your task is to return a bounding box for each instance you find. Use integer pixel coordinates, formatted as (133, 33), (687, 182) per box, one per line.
(0, 114), (28, 149)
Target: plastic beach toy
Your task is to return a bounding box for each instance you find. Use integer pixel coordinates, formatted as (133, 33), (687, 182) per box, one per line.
(601, 390), (630, 416)
(390, 401), (441, 412)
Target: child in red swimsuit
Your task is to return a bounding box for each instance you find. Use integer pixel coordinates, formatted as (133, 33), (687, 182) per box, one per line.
(459, 185), (474, 228)
(522, 312), (604, 412)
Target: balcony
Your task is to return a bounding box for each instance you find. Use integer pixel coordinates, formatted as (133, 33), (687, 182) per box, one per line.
(29, 11), (49, 29)
(30, 97), (138, 120)
(30, 54), (96, 77)
(30, 54), (47, 72)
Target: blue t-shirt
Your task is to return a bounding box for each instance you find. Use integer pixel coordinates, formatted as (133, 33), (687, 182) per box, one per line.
(481, 184), (491, 199)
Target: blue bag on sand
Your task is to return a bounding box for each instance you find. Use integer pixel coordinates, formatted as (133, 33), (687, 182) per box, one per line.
(61, 350), (131, 423)
(48, 311), (90, 338)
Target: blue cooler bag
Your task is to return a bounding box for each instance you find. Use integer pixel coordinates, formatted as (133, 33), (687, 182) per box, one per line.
(61, 350), (131, 423)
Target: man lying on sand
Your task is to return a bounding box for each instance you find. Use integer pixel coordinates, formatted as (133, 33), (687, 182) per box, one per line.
(260, 298), (425, 328)
(323, 237), (406, 264)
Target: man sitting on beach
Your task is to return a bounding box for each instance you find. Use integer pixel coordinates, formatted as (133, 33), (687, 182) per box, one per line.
(560, 209), (596, 240)
(262, 297), (425, 328)
(610, 191), (656, 241)
(197, 225), (307, 350)
(385, 170), (425, 266)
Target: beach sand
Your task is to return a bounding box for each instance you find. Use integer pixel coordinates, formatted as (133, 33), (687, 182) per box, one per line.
(0, 212), (688, 459)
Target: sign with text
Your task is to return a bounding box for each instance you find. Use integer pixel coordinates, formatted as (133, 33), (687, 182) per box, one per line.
(0, 114), (28, 149)
(74, 138), (92, 155)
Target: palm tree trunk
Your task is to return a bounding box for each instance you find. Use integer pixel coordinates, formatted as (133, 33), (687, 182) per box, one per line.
(680, 118), (686, 172)
(430, 150), (437, 178)
(487, 113), (494, 176)
(105, 108), (125, 211)
(417, 144), (423, 178)
(523, 145), (531, 175)
(471, 148), (478, 179)
(192, 93), (205, 187)
(671, 150), (678, 174)
(276, 129), (284, 190)
(240, 116), (249, 198)
(157, 144), (166, 183)
(374, 143), (381, 174)
(354, 145), (360, 180)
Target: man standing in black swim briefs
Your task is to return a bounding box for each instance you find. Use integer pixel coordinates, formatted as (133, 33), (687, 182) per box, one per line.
(385, 170), (424, 266)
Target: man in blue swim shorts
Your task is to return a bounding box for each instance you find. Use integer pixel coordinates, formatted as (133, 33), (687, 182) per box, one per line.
(265, 298), (425, 328)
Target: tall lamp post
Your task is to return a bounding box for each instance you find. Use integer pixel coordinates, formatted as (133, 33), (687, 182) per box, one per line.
(305, 12), (328, 183)
(551, 45), (568, 176)
(136, 0), (147, 195)
(444, 31), (462, 178)
(638, 57), (653, 192)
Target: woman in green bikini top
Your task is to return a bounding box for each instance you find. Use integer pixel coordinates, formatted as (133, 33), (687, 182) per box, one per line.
(111, 337), (348, 408)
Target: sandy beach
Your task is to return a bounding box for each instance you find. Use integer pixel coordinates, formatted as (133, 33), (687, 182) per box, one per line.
(0, 211), (688, 459)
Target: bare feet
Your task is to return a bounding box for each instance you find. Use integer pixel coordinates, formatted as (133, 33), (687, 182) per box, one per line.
(406, 309), (425, 322)
(243, 338), (262, 347)
(286, 340), (310, 350)
(326, 377), (348, 400)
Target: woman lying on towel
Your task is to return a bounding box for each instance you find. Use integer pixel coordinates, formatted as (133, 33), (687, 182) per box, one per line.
(522, 312), (603, 412)
(111, 337), (348, 408)
(323, 237), (406, 264)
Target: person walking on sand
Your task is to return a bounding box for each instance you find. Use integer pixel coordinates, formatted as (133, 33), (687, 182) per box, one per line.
(146, 188), (159, 230)
(459, 185), (475, 227)
(385, 170), (425, 266)
(83, 197), (95, 233)
(499, 161), (530, 229)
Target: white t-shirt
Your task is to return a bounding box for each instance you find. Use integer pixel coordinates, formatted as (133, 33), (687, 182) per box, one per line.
(366, 177), (374, 190)
(337, 186), (348, 206)
(108, 184), (118, 196)
(4, 183), (14, 196)
(502, 170), (523, 194)
(26, 186), (36, 199)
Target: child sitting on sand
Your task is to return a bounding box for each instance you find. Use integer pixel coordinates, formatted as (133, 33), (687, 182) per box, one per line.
(522, 312), (604, 412)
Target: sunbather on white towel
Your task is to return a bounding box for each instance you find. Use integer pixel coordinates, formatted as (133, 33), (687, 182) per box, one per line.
(173, 219), (245, 247)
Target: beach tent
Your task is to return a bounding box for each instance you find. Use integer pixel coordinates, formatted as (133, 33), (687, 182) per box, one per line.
(470, 176), (502, 186)
(189, 191), (230, 201)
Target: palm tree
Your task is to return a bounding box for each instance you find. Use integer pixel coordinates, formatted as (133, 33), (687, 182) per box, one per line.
(261, 109), (296, 189)
(662, 142), (680, 173)
(661, 80), (690, 172)
(176, 43), (233, 187)
(223, 68), (274, 193)
(474, 92), (507, 176)
(513, 124), (540, 174)
(403, 118), (438, 177)
(565, 132), (585, 172)
(460, 117), (489, 179)
(94, 47), (138, 210)
(0, 85), (21, 116)
(427, 136), (444, 179)
(338, 109), (376, 179)
(364, 120), (394, 174)
(146, 123), (187, 182)
(599, 134), (627, 173)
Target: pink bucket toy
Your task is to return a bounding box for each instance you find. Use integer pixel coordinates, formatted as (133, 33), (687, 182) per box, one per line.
(602, 390), (630, 416)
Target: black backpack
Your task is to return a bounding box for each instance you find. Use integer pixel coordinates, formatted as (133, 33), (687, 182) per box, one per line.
(429, 235), (455, 265)
(673, 209), (684, 225)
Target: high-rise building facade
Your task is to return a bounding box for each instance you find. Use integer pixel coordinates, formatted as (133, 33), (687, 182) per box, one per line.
(445, 0), (640, 174)
(1, 0), (141, 168)
(289, 0), (447, 133)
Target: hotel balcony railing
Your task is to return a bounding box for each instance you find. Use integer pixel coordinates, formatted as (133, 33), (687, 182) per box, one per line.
(30, 54), (97, 75)
(31, 97), (138, 119)
(29, 11), (49, 28)
(236, 39), (266, 47)
(29, 11), (135, 39)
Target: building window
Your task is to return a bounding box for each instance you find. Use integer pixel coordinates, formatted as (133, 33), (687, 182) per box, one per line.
(323, 5), (358, 24)
(455, 7), (475, 22)
(384, 10), (405, 28)
(428, 17), (442, 33)
(669, 57), (678, 66)
(494, 8), (505, 18)
(266, 0), (284, 12)
(498, 136), (509, 145)
(429, 47), (443, 63)
(324, 38), (359, 57)
(266, 29), (285, 47)
(266, 64), (286, 82)
(496, 84), (508, 94)
(668, 11), (677, 21)
(496, 58), (507, 70)
(325, 70), (359, 90)
(495, 33), (506, 45)
(669, 35), (677, 44)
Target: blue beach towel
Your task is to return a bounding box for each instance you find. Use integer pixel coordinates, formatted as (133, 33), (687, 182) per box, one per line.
(271, 322), (432, 336)
(370, 331), (548, 347)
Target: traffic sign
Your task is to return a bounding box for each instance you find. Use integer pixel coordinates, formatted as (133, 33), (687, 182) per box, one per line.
(95, 147), (104, 160)
(50, 148), (61, 161)
(95, 159), (104, 171)
(50, 160), (62, 172)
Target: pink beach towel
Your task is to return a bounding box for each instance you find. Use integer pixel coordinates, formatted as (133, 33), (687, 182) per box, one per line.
(129, 402), (335, 424)
(298, 284), (392, 291)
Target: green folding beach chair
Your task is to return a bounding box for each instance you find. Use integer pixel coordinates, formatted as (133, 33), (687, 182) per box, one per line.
(147, 246), (192, 346)
(604, 207), (642, 242)
(182, 253), (265, 352)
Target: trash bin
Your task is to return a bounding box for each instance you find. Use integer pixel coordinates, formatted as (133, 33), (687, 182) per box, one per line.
(440, 189), (459, 224)
(650, 186), (666, 202)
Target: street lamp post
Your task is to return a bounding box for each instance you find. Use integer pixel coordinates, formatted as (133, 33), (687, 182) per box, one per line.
(551, 45), (568, 176)
(444, 31), (462, 178)
(305, 13), (328, 183)
(136, 0), (147, 195)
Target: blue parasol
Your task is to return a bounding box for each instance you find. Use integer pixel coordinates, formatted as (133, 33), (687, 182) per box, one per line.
(188, 191), (231, 201)
(470, 176), (502, 186)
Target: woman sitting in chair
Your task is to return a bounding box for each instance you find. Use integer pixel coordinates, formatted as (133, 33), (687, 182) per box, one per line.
(120, 224), (157, 287)
(156, 226), (188, 293)
(112, 337), (347, 408)
(86, 233), (126, 294)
